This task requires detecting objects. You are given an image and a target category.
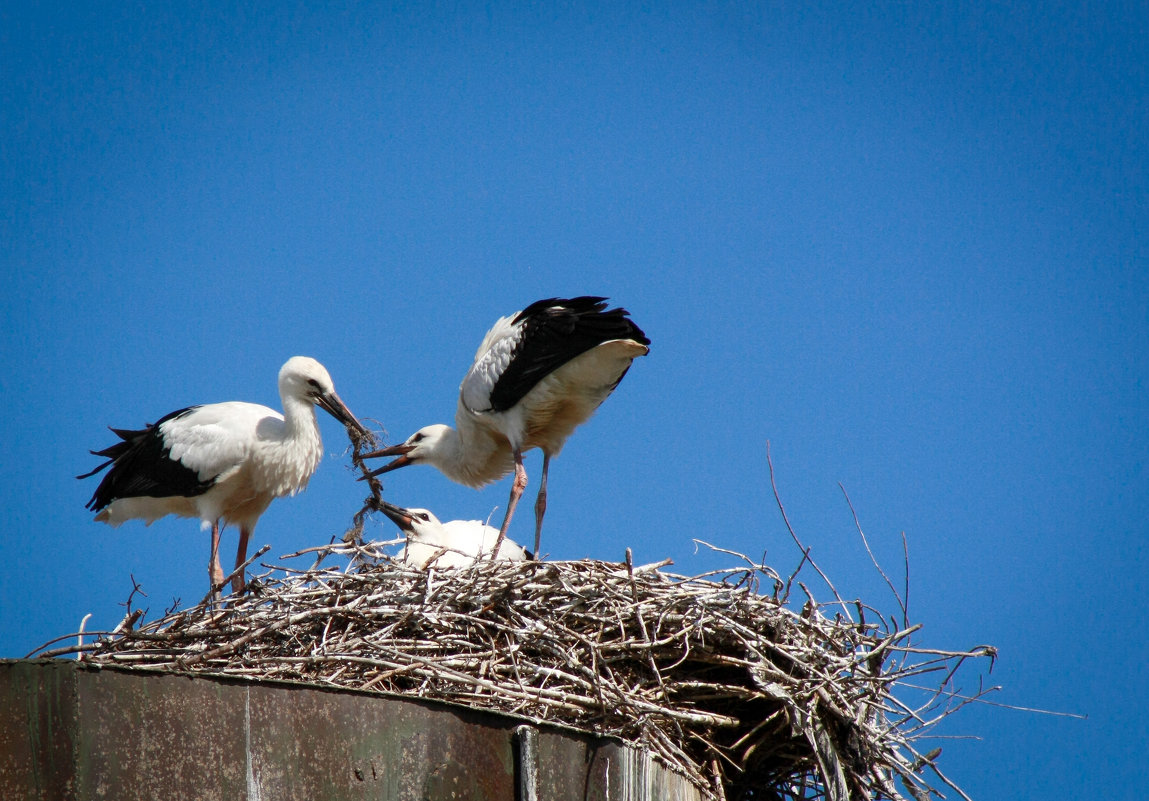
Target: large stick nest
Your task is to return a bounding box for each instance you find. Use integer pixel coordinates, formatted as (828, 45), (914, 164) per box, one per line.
(39, 536), (994, 801)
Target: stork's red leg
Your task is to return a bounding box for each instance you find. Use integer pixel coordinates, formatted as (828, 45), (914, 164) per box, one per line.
(533, 452), (550, 556)
(492, 449), (527, 558)
(209, 520), (225, 592)
(232, 525), (252, 595)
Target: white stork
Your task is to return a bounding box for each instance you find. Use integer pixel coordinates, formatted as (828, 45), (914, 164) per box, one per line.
(79, 356), (369, 595)
(362, 296), (649, 556)
(378, 501), (532, 568)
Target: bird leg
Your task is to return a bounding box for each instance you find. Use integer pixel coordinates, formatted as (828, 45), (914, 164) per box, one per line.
(232, 525), (252, 595)
(533, 452), (550, 556)
(492, 449), (527, 559)
(209, 520), (225, 598)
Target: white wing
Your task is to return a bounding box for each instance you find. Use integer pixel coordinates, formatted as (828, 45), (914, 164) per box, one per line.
(460, 314), (520, 413)
(161, 401), (283, 483)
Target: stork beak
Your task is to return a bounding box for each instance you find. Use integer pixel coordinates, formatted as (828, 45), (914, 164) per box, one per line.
(315, 391), (370, 438)
(358, 443), (416, 479)
(378, 500), (414, 532)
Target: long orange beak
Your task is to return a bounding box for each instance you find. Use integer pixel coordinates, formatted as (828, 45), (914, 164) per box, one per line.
(359, 443), (415, 479)
(378, 500), (415, 531)
(315, 390), (370, 438)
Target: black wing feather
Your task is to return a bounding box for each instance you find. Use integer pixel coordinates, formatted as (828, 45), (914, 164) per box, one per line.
(79, 405), (217, 511)
(487, 296), (650, 413)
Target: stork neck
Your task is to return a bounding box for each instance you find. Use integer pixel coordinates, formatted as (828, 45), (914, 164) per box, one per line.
(281, 394), (320, 442)
(429, 425), (469, 481)
(431, 422), (507, 487)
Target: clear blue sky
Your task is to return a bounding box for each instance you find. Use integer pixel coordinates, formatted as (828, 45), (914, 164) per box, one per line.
(2, 3), (1145, 798)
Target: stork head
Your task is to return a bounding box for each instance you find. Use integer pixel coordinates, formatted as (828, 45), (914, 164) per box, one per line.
(361, 424), (452, 477)
(378, 500), (442, 539)
(279, 356), (369, 437)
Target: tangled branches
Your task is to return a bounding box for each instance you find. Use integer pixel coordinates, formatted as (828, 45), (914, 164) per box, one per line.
(34, 539), (994, 801)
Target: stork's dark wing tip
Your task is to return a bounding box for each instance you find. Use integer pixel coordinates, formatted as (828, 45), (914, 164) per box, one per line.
(76, 459), (113, 481)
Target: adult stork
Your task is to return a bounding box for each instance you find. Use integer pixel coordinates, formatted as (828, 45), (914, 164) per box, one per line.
(79, 356), (369, 595)
(362, 296), (650, 556)
(378, 501), (532, 568)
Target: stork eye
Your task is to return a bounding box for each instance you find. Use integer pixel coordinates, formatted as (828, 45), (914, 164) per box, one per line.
(307, 378), (322, 389)
(416, 512), (430, 522)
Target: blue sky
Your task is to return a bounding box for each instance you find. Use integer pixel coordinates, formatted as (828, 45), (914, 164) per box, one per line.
(2, 3), (1146, 798)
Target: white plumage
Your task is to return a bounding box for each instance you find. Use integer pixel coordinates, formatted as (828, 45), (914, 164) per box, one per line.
(79, 356), (368, 595)
(363, 296), (649, 556)
(378, 501), (532, 568)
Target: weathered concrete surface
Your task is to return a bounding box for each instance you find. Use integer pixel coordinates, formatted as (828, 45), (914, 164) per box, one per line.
(0, 660), (702, 801)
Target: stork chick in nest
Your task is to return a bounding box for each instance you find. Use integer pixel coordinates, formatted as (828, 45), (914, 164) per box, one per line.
(378, 500), (532, 568)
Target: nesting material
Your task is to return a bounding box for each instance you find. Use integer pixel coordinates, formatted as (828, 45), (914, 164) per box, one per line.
(42, 538), (993, 801)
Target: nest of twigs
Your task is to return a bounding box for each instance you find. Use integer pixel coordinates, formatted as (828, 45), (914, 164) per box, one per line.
(37, 533), (994, 801)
